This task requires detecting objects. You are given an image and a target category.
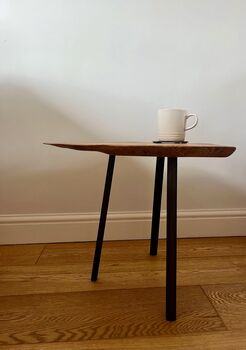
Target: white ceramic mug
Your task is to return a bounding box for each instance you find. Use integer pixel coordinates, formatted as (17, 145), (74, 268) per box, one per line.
(158, 108), (198, 142)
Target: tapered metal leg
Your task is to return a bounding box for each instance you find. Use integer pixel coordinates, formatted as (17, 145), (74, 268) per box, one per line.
(166, 157), (178, 321)
(91, 155), (115, 282)
(150, 157), (165, 256)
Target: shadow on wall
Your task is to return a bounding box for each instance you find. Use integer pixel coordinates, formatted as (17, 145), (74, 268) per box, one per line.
(0, 82), (155, 215)
(0, 82), (245, 217)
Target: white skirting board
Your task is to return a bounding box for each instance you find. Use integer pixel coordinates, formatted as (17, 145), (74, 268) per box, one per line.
(0, 209), (245, 244)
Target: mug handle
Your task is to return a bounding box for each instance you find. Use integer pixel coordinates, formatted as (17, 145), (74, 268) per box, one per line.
(185, 114), (198, 131)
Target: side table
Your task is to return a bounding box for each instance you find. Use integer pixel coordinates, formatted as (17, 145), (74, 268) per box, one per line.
(45, 142), (236, 321)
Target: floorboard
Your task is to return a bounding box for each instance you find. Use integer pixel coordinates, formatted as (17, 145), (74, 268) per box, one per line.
(0, 255), (245, 296)
(0, 244), (45, 266)
(0, 237), (245, 349)
(0, 331), (245, 350)
(203, 283), (246, 330)
(36, 237), (246, 266)
(0, 286), (225, 346)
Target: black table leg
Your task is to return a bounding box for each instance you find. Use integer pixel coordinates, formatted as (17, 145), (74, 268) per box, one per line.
(150, 157), (165, 256)
(166, 157), (178, 321)
(91, 155), (116, 282)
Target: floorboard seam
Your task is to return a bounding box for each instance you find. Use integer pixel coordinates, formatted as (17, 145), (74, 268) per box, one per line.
(34, 245), (47, 265)
(0, 284), (212, 299)
(200, 285), (229, 331)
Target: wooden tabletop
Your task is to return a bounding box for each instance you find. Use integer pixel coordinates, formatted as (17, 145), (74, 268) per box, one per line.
(44, 142), (236, 158)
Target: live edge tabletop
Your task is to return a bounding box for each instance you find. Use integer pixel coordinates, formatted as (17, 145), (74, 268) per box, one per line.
(44, 142), (235, 158)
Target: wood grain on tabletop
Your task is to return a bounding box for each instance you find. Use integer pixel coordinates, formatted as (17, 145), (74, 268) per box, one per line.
(44, 142), (236, 157)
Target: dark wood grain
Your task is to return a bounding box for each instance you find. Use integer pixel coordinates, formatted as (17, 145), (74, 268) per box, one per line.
(44, 142), (236, 157)
(0, 286), (225, 346)
(0, 331), (245, 350)
(1, 239), (246, 349)
(1, 239), (246, 297)
(203, 283), (246, 331)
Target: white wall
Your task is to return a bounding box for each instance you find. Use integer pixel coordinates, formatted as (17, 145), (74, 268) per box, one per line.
(0, 0), (246, 243)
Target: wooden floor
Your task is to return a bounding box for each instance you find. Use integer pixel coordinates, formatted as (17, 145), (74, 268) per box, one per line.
(0, 237), (246, 349)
